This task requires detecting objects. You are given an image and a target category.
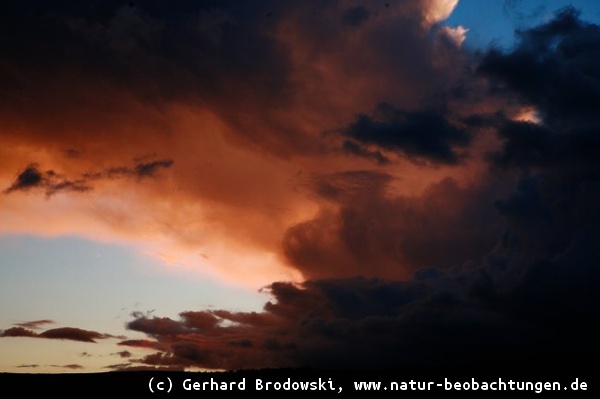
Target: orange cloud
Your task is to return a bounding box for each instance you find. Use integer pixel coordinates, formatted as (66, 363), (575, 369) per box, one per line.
(0, 0), (499, 289)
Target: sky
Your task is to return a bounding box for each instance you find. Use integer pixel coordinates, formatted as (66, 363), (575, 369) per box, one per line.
(1, 0), (599, 373)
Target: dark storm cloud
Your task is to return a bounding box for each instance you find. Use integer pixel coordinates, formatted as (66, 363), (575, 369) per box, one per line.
(121, 251), (597, 370)
(283, 171), (505, 279)
(466, 7), (600, 178)
(0, 0), (474, 163)
(0, 0), (596, 374)
(476, 8), (600, 265)
(340, 103), (471, 165)
(0, 0), (291, 134)
(341, 140), (389, 165)
(479, 7), (600, 124)
(116, 6), (599, 371)
(341, 5), (370, 27)
(486, 120), (600, 173)
(310, 170), (392, 202)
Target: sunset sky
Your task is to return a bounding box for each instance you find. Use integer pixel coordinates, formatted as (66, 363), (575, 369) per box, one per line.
(1, 0), (599, 373)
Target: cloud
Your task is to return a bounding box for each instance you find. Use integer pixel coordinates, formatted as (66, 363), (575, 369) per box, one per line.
(113, 6), (599, 371)
(39, 327), (115, 343)
(82, 158), (175, 183)
(479, 7), (600, 122)
(121, 253), (597, 370)
(17, 363), (83, 370)
(51, 364), (84, 370)
(341, 6), (370, 28)
(283, 171), (505, 280)
(106, 363), (185, 372)
(3, 164), (44, 193)
(472, 8), (600, 270)
(1, 325), (124, 343)
(339, 103), (471, 165)
(477, 8), (600, 180)
(1, 327), (38, 338)
(118, 339), (165, 351)
(115, 350), (132, 358)
(0, 0), (475, 287)
(134, 159), (174, 178)
(14, 319), (54, 329)
(4, 159), (173, 197)
(105, 363), (131, 370)
(3, 163), (91, 197)
(1, 0), (597, 373)
(341, 140), (389, 165)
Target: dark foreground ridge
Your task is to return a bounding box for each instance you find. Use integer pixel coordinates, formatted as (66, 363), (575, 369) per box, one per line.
(0, 354), (595, 396)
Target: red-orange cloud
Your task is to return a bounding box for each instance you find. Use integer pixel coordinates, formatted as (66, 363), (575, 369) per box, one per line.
(1, 325), (124, 343)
